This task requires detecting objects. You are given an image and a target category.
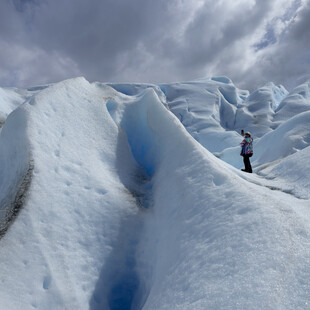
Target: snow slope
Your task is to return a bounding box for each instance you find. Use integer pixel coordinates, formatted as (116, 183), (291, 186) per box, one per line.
(0, 77), (310, 309)
(258, 145), (310, 200)
(0, 79), (146, 309)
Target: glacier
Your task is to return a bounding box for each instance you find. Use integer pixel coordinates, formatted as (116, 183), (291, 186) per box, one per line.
(0, 77), (310, 309)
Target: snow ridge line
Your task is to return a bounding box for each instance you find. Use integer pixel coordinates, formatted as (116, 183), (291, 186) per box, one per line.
(89, 95), (155, 309)
(0, 159), (34, 239)
(239, 171), (308, 201)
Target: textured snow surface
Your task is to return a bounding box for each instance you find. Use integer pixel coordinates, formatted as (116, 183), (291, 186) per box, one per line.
(0, 77), (310, 309)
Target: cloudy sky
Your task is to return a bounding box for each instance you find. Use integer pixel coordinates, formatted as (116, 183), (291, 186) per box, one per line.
(1, 0), (310, 91)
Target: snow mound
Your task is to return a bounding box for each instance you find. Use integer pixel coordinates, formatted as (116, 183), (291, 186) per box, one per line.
(211, 76), (233, 84)
(159, 80), (246, 152)
(274, 80), (310, 122)
(254, 111), (310, 165)
(235, 83), (288, 137)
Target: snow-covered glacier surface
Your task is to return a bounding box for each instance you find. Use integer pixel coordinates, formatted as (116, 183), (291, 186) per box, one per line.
(0, 77), (310, 309)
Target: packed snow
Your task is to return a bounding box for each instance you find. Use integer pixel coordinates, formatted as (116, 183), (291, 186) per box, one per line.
(0, 76), (310, 309)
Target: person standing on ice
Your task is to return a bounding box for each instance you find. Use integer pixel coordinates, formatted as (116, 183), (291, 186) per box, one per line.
(240, 131), (253, 173)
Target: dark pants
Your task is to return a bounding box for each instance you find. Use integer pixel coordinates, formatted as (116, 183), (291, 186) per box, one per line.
(242, 154), (252, 173)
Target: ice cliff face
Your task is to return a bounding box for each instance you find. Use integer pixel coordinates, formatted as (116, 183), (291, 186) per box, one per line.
(0, 77), (310, 309)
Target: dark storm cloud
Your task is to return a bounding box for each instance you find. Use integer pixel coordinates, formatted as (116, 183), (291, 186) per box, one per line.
(33, 0), (190, 75)
(1, 0), (190, 86)
(0, 1), (22, 40)
(0, 0), (309, 90)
